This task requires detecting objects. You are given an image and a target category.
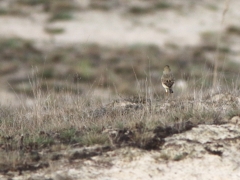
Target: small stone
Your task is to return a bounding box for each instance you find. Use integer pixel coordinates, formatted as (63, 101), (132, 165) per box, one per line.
(230, 116), (240, 124)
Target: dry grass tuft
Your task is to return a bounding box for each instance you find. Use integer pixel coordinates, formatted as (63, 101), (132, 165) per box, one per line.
(0, 84), (239, 172)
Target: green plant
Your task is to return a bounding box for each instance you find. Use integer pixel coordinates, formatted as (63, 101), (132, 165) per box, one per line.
(49, 11), (73, 22)
(74, 60), (95, 81)
(44, 27), (65, 34)
(128, 6), (153, 15)
(159, 153), (170, 161)
(58, 128), (80, 144)
(156, 2), (172, 9)
(226, 25), (240, 35)
(18, 0), (48, 5)
(173, 153), (188, 161)
(81, 133), (109, 146)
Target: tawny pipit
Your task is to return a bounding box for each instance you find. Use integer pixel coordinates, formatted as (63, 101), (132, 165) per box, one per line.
(161, 65), (174, 94)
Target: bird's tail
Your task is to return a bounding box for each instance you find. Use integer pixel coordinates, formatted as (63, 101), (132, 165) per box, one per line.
(169, 88), (173, 93)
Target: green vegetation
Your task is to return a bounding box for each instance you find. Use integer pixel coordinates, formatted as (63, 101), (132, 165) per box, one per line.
(49, 11), (73, 22)
(173, 153), (188, 161)
(44, 27), (65, 34)
(155, 2), (172, 10)
(0, 37), (239, 96)
(18, 0), (48, 6)
(128, 6), (153, 15)
(226, 25), (240, 36)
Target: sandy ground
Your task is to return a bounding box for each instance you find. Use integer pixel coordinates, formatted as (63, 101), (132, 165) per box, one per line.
(3, 148), (240, 180)
(4, 121), (240, 180)
(66, 153), (240, 180)
(0, 1), (240, 48)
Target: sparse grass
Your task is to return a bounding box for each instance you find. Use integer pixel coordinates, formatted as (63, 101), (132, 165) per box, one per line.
(0, 77), (239, 174)
(57, 128), (80, 144)
(0, 37), (238, 97)
(27, 135), (55, 148)
(44, 27), (65, 34)
(159, 153), (170, 161)
(0, 5), (31, 16)
(0, 37), (32, 50)
(126, 1), (173, 15)
(50, 1), (77, 12)
(165, 103), (222, 126)
(173, 153), (188, 161)
(18, 0), (76, 10)
(0, 8), (8, 15)
(74, 60), (95, 81)
(155, 2), (172, 10)
(128, 6), (153, 15)
(226, 25), (240, 36)
(49, 11), (73, 22)
(17, 0), (48, 6)
(89, 0), (112, 11)
(226, 106), (240, 118)
(206, 3), (218, 11)
(0, 86), (236, 151)
(81, 133), (109, 146)
(0, 34), (240, 173)
(200, 31), (218, 47)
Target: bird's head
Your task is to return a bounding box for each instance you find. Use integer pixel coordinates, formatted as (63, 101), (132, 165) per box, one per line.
(163, 65), (171, 74)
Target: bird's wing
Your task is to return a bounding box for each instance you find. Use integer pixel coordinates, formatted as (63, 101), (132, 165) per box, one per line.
(161, 74), (174, 88)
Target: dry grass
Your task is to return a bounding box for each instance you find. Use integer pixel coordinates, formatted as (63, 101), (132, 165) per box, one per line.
(0, 90), (239, 177)
(0, 83), (238, 148)
(0, 0), (238, 177)
(212, 0), (231, 90)
(1, 37), (239, 98)
(0, 0), (239, 170)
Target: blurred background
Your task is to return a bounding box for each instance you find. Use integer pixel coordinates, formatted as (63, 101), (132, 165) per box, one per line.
(0, 0), (240, 106)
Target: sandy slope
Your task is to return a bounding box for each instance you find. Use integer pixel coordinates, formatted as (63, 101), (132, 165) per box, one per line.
(0, 1), (240, 48)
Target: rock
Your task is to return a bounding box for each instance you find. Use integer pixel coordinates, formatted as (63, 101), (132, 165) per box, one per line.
(230, 116), (240, 124)
(175, 79), (188, 90)
(162, 123), (240, 159)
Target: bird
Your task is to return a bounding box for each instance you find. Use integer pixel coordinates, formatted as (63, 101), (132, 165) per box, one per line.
(161, 65), (174, 94)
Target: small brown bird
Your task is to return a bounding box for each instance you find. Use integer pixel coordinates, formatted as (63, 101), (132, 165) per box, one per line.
(161, 65), (174, 94)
